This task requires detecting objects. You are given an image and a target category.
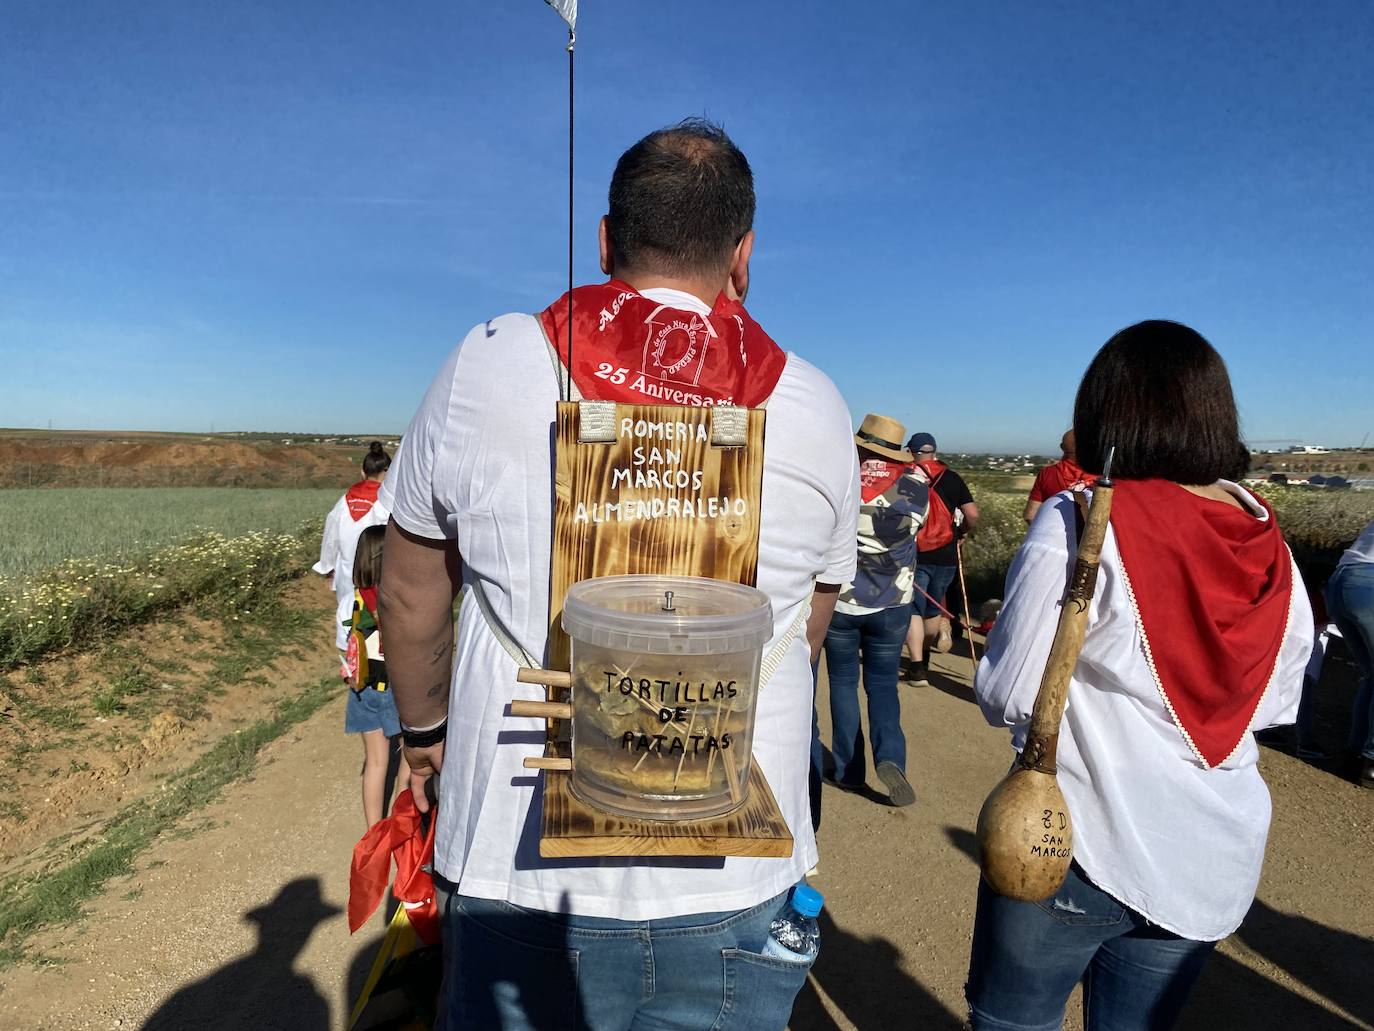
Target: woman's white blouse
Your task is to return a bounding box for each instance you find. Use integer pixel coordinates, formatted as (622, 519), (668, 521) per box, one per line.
(974, 484), (1313, 941)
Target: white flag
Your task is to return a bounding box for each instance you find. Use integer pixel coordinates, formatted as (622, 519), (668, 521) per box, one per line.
(545, 0), (576, 31)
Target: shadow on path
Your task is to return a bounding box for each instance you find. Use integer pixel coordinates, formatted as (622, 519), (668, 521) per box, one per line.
(790, 909), (964, 1031)
(142, 878), (339, 1030)
(1183, 899), (1374, 1030)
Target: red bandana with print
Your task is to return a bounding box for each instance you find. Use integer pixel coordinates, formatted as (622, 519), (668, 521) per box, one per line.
(538, 280), (787, 408)
(859, 458), (913, 503)
(345, 479), (381, 521)
(1110, 479), (1294, 768)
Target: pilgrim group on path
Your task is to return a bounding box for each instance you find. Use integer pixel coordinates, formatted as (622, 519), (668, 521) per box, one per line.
(310, 120), (1373, 1031)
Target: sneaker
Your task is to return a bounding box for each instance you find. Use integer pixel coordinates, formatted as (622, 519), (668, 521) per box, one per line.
(908, 658), (930, 687)
(1361, 761), (1374, 790)
(876, 761), (916, 807)
(935, 624), (953, 653)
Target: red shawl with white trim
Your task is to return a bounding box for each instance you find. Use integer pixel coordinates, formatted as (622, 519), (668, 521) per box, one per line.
(1110, 480), (1294, 768)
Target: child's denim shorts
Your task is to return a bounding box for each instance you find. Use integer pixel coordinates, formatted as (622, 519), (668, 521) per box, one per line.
(345, 685), (401, 737)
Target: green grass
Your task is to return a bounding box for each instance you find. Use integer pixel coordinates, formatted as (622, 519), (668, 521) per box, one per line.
(953, 477), (1374, 603)
(0, 487), (339, 579)
(0, 673), (340, 969)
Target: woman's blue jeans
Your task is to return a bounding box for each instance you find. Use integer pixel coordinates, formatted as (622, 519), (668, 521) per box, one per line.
(966, 864), (1215, 1031)
(823, 605), (908, 785)
(1327, 562), (1374, 759)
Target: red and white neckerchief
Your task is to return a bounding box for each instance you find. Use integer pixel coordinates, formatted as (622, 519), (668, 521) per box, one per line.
(538, 280), (787, 408)
(1109, 479), (1295, 768)
(344, 479), (381, 521)
(1049, 457), (1096, 493)
(860, 457), (914, 503)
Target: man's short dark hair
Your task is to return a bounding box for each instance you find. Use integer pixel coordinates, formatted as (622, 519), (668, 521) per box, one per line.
(1073, 320), (1249, 484)
(607, 118), (754, 277)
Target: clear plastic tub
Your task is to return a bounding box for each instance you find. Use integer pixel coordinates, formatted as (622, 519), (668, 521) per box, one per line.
(562, 574), (774, 821)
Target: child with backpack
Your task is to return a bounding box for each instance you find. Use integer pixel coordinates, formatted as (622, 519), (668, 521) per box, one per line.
(344, 525), (410, 827)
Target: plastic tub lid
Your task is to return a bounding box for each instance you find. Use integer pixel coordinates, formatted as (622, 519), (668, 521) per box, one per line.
(562, 574), (773, 656)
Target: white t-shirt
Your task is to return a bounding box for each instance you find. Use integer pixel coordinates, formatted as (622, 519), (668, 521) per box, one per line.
(1336, 518), (1374, 570)
(975, 485), (1313, 941)
(324, 491), (391, 650)
(389, 287), (859, 920)
(313, 502), (342, 576)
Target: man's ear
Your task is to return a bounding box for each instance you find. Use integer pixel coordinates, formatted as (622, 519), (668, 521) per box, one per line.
(599, 216), (614, 276)
(727, 230), (755, 302)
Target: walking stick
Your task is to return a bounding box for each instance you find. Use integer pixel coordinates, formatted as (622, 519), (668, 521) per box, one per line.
(955, 538), (978, 670)
(975, 448), (1115, 901)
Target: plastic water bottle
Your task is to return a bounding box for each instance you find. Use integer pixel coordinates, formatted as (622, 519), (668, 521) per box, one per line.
(762, 884), (823, 963)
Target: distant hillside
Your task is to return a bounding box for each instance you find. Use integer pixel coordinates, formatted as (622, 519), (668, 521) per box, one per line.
(0, 430), (400, 489)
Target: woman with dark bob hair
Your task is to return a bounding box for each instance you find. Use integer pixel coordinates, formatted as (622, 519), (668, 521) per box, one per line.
(967, 321), (1313, 1029)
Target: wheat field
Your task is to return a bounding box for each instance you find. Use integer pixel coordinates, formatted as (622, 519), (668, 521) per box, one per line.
(0, 487), (339, 579)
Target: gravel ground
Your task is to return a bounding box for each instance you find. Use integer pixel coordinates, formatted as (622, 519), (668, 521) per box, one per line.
(2, 638), (1370, 1030)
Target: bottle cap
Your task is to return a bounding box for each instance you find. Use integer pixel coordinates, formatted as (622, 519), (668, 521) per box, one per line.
(791, 884), (823, 919)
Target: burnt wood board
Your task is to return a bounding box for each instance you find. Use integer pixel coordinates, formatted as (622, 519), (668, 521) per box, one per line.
(547, 400), (766, 671)
(533, 399), (790, 858)
(539, 752), (793, 859)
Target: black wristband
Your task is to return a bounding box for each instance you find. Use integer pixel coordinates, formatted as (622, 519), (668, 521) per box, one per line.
(402, 720), (448, 749)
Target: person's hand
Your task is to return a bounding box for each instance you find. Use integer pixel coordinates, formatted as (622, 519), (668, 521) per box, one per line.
(404, 742), (444, 813)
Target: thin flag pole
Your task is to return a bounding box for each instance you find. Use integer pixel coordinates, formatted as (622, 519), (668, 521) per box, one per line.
(565, 28), (575, 402)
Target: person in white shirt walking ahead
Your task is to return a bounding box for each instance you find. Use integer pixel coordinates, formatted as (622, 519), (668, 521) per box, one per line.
(967, 321), (1313, 1031)
(379, 120), (859, 1031)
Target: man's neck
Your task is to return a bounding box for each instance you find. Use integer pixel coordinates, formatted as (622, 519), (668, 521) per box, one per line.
(618, 271), (724, 308)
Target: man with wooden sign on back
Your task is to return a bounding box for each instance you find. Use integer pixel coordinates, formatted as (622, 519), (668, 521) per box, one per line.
(379, 119), (859, 1030)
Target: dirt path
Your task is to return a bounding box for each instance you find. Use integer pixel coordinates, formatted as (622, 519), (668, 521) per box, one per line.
(1, 625), (1371, 1030)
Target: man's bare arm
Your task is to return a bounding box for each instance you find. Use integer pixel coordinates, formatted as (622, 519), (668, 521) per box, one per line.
(806, 582), (841, 665)
(380, 518), (462, 727)
(960, 501), (981, 536)
(1023, 499), (1042, 524)
(379, 518), (461, 810)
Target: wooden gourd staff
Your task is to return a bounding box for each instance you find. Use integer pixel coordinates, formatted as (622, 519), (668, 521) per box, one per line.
(975, 447), (1115, 901)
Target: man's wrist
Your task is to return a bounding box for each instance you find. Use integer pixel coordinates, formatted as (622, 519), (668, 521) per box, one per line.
(401, 717), (448, 748)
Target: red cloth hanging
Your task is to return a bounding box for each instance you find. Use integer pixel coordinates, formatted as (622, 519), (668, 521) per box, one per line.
(348, 789), (439, 945)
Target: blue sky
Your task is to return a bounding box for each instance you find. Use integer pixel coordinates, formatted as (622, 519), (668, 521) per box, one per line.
(2, 0), (1370, 453)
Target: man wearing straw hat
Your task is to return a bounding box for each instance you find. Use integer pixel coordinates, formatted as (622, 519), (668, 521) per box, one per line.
(379, 119), (860, 1029)
(823, 414), (929, 807)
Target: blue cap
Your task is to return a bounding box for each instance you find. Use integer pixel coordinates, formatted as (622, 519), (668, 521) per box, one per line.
(791, 884), (824, 918)
(907, 432), (937, 455)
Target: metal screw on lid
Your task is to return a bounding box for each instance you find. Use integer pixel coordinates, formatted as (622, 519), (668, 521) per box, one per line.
(663, 591), (675, 612)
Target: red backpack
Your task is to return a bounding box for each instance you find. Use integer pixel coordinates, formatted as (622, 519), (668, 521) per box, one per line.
(916, 465), (954, 551)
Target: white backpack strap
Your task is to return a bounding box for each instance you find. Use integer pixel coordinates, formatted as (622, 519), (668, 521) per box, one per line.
(469, 579), (538, 669)
(759, 601), (811, 691)
(539, 320), (582, 402)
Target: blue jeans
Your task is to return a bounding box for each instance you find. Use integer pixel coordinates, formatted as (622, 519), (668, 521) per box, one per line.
(966, 864), (1215, 1030)
(435, 882), (814, 1031)
(823, 606), (908, 784)
(1328, 562), (1374, 759)
(912, 562), (957, 619)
